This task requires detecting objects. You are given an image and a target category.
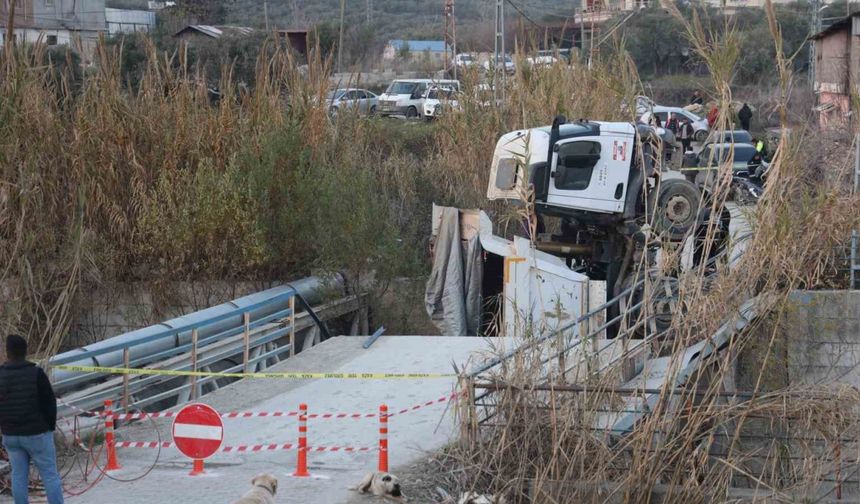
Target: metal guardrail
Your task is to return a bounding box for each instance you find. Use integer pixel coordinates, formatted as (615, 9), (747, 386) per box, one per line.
(54, 284), (368, 417)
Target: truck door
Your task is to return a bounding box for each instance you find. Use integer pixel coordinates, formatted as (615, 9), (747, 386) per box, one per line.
(546, 134), (633, 214)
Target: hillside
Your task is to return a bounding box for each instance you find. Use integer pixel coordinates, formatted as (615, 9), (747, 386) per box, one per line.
(224, 0), (575, 49)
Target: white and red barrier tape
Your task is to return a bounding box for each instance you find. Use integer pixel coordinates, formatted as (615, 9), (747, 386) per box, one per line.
(110, 392), (459, 421)
(115, 441), (374, 453)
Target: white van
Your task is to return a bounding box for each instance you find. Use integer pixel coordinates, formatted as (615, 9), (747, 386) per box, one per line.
(377, 79), (460, 118)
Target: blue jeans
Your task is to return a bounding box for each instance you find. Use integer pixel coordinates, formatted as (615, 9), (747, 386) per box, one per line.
(2, 432), (64, 504)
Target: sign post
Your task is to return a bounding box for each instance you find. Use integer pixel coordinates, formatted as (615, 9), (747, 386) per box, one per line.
(172, 403), (224, 476)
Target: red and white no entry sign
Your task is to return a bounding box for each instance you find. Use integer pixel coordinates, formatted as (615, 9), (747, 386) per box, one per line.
(172, 403), (224, 460)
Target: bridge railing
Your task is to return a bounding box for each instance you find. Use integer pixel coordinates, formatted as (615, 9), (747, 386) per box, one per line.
(52, 282), (367, 417)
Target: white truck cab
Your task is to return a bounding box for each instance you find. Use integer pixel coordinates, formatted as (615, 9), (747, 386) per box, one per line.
(377, 78), (460, 119)
(489, 120), (639, 216)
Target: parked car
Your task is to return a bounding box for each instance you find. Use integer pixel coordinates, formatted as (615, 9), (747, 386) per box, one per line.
(640, 106), (710, 142)
(377, 79), (460, 119)
(326, 88), (378, 116)
(453, 53), (478, 70)
(483, 54), (515, 74)
(422, 85), (460, 121)
(682, 142), (768, 202)
(698, 130), (754, 155)
(683, 142), (767, 184)
(704, 129), (753, 145)
(526, 49), (558, 66)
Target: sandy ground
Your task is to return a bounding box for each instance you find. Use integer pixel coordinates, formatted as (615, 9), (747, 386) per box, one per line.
(1, 336), (507, 504)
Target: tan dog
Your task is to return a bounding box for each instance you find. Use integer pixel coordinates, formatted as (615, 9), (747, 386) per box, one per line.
(351, 471), (405, 501)
(457, 492), (508, 504)
(232, 473), (278, 504)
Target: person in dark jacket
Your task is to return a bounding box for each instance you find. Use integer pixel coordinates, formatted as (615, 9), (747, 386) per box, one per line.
(679, 118), (695, 153)
(738, 103), (753, 131)
(690, 90), (704, 105)
(666, 113), (679, 134)
(0, 335), (64, 504)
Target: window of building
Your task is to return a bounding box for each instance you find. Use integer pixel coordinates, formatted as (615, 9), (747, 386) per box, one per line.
(45, 0), (55, 7)
(46, 34), (58, 45)
(555, 141), (601, 191)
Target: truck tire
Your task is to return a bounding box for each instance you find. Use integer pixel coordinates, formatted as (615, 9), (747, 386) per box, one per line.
(406, 106), (418, 119)
(620, 274), (679, 338)
(695, 129), (708, 143)
(653, 178), (702, 241)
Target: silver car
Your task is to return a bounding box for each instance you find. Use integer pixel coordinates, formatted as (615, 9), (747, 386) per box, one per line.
(327, 88), (378, 116)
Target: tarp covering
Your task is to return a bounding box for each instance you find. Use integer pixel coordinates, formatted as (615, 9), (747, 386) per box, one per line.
(425, 206), (483, 336)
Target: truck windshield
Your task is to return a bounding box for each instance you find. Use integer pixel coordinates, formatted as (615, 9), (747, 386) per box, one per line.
(386, 82), (417, 95)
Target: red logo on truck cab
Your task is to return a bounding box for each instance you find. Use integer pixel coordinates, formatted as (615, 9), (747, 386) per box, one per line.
(613, 141), (627, 161)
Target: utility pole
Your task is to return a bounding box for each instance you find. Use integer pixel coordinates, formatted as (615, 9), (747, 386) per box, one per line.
(494, 0), (506, 100)
(452, 0), (457, 80)
(337, 0), (346, 72)
(809, 0), (821, 87)
(264, 0), (270, 30)
(444, 0), (457, 79)
(578, 7), (586, 62)
(366, 0), (372, 24)
(4, 0), (16, 66)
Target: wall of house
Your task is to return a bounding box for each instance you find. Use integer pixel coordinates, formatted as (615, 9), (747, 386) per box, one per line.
(105, 8), (155, 35)
(817, 28), (850, 95)
(0, 0), (106, 60)
(412, 50), (445, 64)
(814, 26), (852, 129)
(0, 0), (106, 32)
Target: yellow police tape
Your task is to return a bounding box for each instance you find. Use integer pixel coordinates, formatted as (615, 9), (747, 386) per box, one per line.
(53, 364), (457, 380)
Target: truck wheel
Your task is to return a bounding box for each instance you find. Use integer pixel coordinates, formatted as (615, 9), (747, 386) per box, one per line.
(653, 178), (702, 241)
(620, 274), (679, 337)
(695, 129), (708, 142)
(406, 106), (418, 119)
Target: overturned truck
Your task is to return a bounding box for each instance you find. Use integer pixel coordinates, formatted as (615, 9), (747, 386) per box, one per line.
(427, 117), (753, 338)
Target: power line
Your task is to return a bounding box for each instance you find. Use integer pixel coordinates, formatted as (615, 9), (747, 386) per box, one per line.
(505, 0), (544, 29)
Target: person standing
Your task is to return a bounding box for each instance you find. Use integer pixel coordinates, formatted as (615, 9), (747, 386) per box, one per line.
(679, 118), (694, 153)
(0, 335), (64, 504)
(666, 113), (679, 134)
(738, 103), (753, 131)
(690, 90), (704, 105)
(707, 104), (718, 128)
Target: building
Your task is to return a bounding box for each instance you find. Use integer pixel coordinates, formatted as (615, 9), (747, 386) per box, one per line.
(174, 25), (256, 41)
(382, 40), (448, 64)
(580, 0), (647, 12)
(277, 29), (309, 58)
(0, 0), (106, 60)
(810, 13), (860, 128)
(105, 8), (156, 35)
